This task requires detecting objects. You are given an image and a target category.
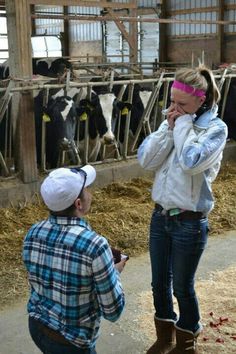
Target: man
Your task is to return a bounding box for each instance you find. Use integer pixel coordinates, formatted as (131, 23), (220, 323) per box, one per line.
(23, 165), (126, 354)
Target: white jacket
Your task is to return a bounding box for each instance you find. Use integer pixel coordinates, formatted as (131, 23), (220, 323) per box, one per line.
(137, 106), (228, 215)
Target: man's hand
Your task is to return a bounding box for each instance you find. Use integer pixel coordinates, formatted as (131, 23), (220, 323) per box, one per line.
(115, 258), (127, 273)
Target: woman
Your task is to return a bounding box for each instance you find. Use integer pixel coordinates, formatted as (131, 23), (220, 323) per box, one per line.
(137, 65), (228, 354)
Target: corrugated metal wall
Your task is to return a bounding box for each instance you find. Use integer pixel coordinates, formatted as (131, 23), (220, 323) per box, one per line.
(105, 14), (159, 72)
(167, 0), (218, 36)
(139, 14), (159, 63)
(69, 6), (101, 42)
(34, 6), (64, 35)
(105, 20), (129, 65)
(137, 0), (161, 6)
(33, 2), (160, 66)
(0, 10), (8, 63)
(109, 0), (159, 6)
(225, 0), (236, 33)
(34, 2), (161, 40)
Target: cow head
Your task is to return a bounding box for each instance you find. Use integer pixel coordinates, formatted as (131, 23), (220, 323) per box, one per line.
(44, 96), (79, 168)
(76, 93), (116, 144)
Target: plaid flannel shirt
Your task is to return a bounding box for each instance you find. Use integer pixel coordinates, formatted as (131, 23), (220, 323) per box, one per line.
(23, 215), (125, 349)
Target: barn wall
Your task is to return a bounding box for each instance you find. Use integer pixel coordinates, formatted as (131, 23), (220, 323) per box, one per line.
(224, 34), (236, 63)
(165, 0), (236, 66)
(167, 37), (220, 68)
(70, 40), (102, 60)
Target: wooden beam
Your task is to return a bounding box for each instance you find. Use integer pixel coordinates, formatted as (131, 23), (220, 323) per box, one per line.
(159, 1), (167, 63)
(17, 91), (38, 183)
(30, 12), (236, 25)
(30, 4), (36, 35)
(63, 6), (69, 57)
(106, 8), (135, 50)
(28, 0), (136, 8)
(218, 0), (224, 64)
(5, 0), (37, 183)
(129, 0), (138, 63)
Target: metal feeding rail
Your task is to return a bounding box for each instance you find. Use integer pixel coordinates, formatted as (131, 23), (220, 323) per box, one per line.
(0, 70), (236, 177)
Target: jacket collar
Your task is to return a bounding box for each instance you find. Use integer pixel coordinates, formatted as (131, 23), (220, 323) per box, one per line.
(194, 104), (218, 129)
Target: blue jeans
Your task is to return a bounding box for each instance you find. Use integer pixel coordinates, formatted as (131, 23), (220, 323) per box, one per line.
(149, 208), (208, 333)
(28, 317), (97, 354)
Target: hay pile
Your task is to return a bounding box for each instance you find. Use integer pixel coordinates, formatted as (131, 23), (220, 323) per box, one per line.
(0, 162), (235, 310)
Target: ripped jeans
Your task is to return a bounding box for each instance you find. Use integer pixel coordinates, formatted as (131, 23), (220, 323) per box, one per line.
(149, 208), (208, 333)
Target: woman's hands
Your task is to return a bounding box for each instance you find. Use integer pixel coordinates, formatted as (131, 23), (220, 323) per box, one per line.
(167, 105), (187, 130)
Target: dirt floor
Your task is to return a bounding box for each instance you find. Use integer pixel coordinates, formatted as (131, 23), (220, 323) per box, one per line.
(0, 162), (236, 353)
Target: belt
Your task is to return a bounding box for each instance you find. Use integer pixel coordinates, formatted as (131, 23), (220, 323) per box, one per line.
(155, 203), (204, 220)
(36, 320), (71, 345)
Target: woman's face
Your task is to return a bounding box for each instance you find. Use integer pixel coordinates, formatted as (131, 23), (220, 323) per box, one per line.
(170, 88), (206, 115)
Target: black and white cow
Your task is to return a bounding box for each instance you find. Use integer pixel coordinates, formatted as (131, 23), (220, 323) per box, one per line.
(34, 90), (80, 169)
(0, 58), (72, 80)
(0, 60), (9, 80)
(32, 57), (73, 78)
(111, 82), (153, 155)
(73, 78), (132, 162)
(47, 86), (117, 163)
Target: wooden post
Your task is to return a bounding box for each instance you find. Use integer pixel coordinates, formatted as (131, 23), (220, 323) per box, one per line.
(218, 0), (224, 65)
(63, 6), (70, 57)
(30, 4), (36, 36)
(159, 0), (167, 65)
(129, 0), (138, 64)
(5, 0), (38, 183)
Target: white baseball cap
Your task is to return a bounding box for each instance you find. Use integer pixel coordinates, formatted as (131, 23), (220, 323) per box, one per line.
(40, 165), (96, 212)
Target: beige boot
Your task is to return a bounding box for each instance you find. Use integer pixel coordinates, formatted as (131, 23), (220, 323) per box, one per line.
(146, 317), (175, 354)
(167, 327), (200, 354)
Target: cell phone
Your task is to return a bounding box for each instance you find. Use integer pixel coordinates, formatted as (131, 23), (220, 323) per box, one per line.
(121, 254), (129, 261)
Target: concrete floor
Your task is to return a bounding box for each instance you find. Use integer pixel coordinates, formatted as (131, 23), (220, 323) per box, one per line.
(0, 230), (236, 354)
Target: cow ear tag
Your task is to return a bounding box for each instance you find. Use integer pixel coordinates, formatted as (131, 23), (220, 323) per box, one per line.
(121, 106), (129, 115)
(80, 112), (88, 121)
(42, 113), (51, 122)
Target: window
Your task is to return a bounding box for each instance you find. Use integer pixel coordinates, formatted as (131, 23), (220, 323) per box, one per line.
(31, 35), (62, 58)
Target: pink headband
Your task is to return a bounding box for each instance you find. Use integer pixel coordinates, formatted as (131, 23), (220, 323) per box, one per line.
(172, 80), (206, 97)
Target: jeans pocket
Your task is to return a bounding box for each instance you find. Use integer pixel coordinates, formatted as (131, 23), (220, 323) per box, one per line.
(178, 219), (208, 252)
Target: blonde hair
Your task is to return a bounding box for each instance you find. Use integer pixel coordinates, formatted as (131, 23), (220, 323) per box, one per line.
(175, 65), (220, 108)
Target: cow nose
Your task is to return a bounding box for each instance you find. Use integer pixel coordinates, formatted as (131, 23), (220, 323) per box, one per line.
(103, 134), (115, 144)
(61, 138), (70, 148)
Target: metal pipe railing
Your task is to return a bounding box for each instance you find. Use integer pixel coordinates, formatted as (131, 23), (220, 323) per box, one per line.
(0, 71), (236, 177)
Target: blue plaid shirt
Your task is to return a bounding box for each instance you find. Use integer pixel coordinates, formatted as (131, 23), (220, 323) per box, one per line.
(23, 215), (125, 349)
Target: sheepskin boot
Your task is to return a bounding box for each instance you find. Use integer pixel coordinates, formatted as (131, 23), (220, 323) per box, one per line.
(167, 327), (199, 354)
(146, 317), (175, 354)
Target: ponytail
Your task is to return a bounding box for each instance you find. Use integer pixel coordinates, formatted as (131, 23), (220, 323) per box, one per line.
(175, 65), (220, 108)
(197, 65), (221, 107)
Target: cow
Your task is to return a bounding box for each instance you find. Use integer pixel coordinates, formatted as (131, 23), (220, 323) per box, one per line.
(74, 78), (132, 162)
(0, 60), (9, 80)
(34, 83), (121, 167)
(111, 82), (154, 155)
(32, 57), (73, 78)
(0, 58), (72, 80)
(34, 91), (80, 169)
(43, 85), (108, 162)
